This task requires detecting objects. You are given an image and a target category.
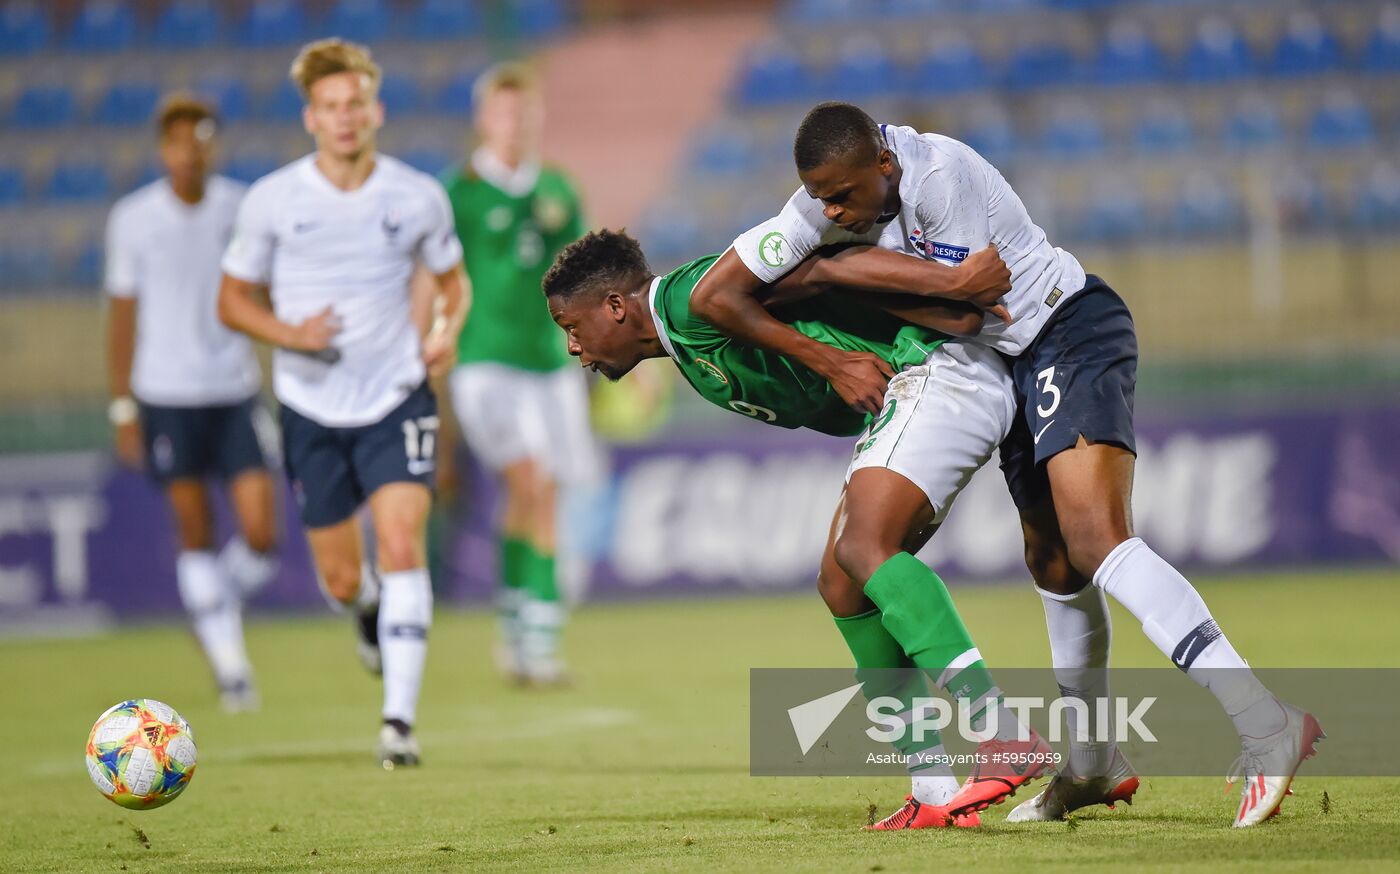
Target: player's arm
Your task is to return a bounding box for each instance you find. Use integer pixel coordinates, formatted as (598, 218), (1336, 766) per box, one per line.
(217, 274), (339, 353)
(783, 243), (1010, 310)
(419, 263), (470, 378)
(103, 204), (142, 468)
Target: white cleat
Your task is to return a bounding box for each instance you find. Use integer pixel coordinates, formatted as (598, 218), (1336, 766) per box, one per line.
(1007, 748), (1140, 822)
(219, 678), (261, 714)
(377, 723), (421, 770)
(1229, 700), (1325, 828)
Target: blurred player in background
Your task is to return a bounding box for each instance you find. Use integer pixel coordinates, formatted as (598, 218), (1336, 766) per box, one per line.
(440, 63), (598, 685)
(217, 40), (468, 767)
(105, 94), (280, 713)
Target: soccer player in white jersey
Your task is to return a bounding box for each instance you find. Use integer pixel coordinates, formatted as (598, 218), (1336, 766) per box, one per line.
(217, 40), (468, 768)
(105, 94), (280, 713)
(691, 102), (1322, 827)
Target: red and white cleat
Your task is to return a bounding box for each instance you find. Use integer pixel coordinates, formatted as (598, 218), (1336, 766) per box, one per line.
(864, 795), (981, 830)
(944, 729), (1058, 818)
(1229, 700), (1325, 828)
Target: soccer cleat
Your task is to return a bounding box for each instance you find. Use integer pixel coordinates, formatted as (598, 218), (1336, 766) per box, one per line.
(1228, 700), (1325, 828)
(944, 729), (1057, 818)
(219, 677), (261, 714)
(522, 655), (572, 688)
(865, 795), (981, 830)
(1006, 748), (1140, 822)
(377, 722), (421, 770)
(355, 604), (382, 676)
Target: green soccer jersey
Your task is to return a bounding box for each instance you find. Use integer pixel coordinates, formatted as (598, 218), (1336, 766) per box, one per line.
(651, 255), (946, 437)
(443, 163), (586, 372)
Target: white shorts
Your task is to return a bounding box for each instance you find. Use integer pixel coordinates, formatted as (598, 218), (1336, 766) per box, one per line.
(846, 342), (1015, 524)
(448, 363), (602, 484)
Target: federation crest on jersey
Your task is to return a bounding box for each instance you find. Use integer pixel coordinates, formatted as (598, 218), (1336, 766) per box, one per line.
(534, 194), (569, 232)
(694, 357), (729, 385)
(759, 232), (788, 268)
(382, 208), (403, 241)
(908, 229), (969, 265)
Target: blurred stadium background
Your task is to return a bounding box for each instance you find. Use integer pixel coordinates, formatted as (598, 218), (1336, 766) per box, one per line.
(0, 0), (1397, 634)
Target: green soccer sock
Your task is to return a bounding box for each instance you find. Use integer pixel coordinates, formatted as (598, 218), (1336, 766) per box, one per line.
(500, 536), (531, 592)
(863, 553), (1012, 737)
(833, 609), (944, 769)
(524, 544), (559, 604)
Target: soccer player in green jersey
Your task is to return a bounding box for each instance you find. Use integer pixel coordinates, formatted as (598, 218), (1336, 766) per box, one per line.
(543, 229), (1056, 829)
(440, 64), (601, 684)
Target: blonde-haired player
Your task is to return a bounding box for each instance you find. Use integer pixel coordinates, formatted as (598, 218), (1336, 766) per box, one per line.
(218, 39), (469, 767)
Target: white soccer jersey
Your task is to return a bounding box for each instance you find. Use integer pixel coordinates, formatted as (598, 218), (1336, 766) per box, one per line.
(105, 175), (260, 406)
(733, 124), (1087, 356)
(221, 154), (463, 427)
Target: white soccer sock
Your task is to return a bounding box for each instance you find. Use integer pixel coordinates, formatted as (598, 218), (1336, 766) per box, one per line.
(1037, 583), (1115, 777)
(497, 586), (525, 645)
(218, 537), (279, 599)
(519, 598), (565, 665)
(910, 749), (959, 806)
(1094, 537), (1283, 739)
(379, 568), (432, 726)
(177, 551), (251, 687)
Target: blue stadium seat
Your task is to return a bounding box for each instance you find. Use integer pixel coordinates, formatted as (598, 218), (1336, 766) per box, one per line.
(1091, 21), (1166, 85)
(0, 166), (24, 206)
(93, 82), (159, 126)
(1171, 175), (1243, 238)
(691, 126), (757, 176)
(514, 0), (567, 37)
(1307, 94), (1375, 150)
(960, 116), (1018, 164)
(131, 162), (163, 190)
(1005, 42), (1080, 91)
(198, 76), (251, 122)
(436, 68), (481, 115)
(1269, 13), (1341, 77)
(324, 0), (390, 43)
(44, 162), (112, 202)
(1040, 110), (1104, 159)
(1077, 187), (1146, 242)
(265, 80), (304, 120)
(401, 149), (452, 176)
(1182, 18), (1255, 82)
(152, 0), (221, 49)
(0, 244), (57, 288)
(378, 74), (424, 114)
(883, 0), (943, 17)
(224, 155), (281, 184)
(68, 0), (137, 52)
(825, 38), (899, 101)
(0, 1), (49, 55)
(409, 0), (480, 40)
(1134, 105), (1194, 155)
(237, 0), (306, 47)
(1223, 96), (1283, 151)
(787, 0), (863, 25)
(1362, 8), (1400, 73)
(908, 40), (990, 96)
(70, 241), (103, 286)
(736, 45), (810, 106)
(1352, 164), (1400, 230)
(1272, 173), (1329, 232)
(10, 86), (76, 129)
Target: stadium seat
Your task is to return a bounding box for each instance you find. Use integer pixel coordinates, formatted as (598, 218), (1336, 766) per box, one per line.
(224, 155), (281, 184)
(44, 162), (112, 202)
(825, 37), (899, 101)
(1307, 93), (1375, 150)
(324, 0), (390, 43)
(378, 74), (424, 115)
(152, 0), (222, 49)
(1352, 162), (1400, 230)
(0, 0), (49, 55)
(787, 0), (864, 25)
(1077, 184), (1147, 242)
(1269, 12), (1341, 77)
(237, 0), (306, 47)
(130, 162), (163, 190)
(908, 39), (990, 96)
(1223, 95), (1284, 151)
(1272, 172), (1329, 232)
(198, 76), (252, 122)
(736, 44), (810, 106)
(691, 125), (757, 176)
(514, 0), (567, 37)
(1171, 174), (1243, 238)
(1362, 6), (1400, 73)
(1091, 20), (1167, 85)
(1182, 17), (1255, 82)
(1005, 42), (1080, 91)
(883, 0), (943, 18)
(93, 82), (159, 126)
(1040, 110), (1105, 159)
(436, 68), (482, 115)
(0, 166), (24, 206)
(401, 149), (452, 176)
(960, 114), (1018, 164)
(265, 80), (305, 120)
(69, 241), (103, 286)
(1134, 103), (1195, 155)
(0, 244), (57, 288)
(9, 85), (76, 129)
(409, 0), (480, 40)
(67, 0), (137, 52)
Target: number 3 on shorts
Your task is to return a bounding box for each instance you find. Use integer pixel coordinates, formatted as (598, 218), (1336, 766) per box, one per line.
(1035, 366), (1061, 418)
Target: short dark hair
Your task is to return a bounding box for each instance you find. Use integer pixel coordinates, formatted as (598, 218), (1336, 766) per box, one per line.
(793, 101), (882, 172)
(156, 92), (218, 137)
(542, 229), (652, 301)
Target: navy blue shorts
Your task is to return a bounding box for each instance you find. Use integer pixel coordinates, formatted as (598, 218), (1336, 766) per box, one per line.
(999, 276), (1138, 511)
(280, 382), (439, 529)
(139, 396), (270, 485)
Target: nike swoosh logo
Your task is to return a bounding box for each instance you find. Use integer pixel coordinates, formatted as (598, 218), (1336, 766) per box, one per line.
(1174, 647), (1192, 667)
(1033, 420), (1055, 445)
(293, 221), (318, 233)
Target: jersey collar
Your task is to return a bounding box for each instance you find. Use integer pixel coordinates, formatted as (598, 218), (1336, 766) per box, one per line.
(647, 276), (679, 361)
(471, 147), (541, 197)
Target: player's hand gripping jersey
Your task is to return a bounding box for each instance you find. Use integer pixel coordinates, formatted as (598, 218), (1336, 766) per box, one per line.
(649, 255), (947, 436)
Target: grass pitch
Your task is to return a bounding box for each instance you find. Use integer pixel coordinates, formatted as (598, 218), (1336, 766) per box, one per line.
(3, 569), (1398, 872)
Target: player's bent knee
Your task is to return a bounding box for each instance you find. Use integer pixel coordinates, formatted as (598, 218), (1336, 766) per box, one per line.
(1059, 520), (1131, 580)
(816, 567), (867, 617)
(832, 529), (897, 587)
(321, 563), (361, 604)
(243, 522), (278, 556)
(376, 530), (424, 573)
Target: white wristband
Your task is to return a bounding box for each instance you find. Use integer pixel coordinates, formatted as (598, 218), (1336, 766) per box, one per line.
(109, 396), (138, 426)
